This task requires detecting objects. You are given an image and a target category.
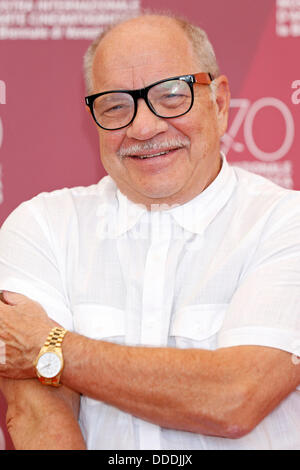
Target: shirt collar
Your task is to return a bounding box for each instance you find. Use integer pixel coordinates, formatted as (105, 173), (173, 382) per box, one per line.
(167, 153), (237, 234)
(103, 152), (237, 238)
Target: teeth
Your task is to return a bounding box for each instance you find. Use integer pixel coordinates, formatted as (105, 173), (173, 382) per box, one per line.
(137, 151), (169, 159)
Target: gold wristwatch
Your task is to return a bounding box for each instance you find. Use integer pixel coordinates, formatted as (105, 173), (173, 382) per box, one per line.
(34, 326), (67, 387)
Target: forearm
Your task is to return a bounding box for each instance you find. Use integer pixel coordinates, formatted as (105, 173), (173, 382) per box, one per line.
(61, 334), (300, 438)
(2, 294), (299, 441)
(1, 379), (86, 450)
(61, 333), (244, 437)
(8, 408), (86, 450)
(8, 406), (86, 450)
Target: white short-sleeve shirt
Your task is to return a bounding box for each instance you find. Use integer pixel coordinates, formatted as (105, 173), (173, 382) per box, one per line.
(1, 155), (300, 450)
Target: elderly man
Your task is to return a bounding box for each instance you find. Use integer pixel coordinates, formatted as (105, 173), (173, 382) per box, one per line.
(0, 13), (300, 451)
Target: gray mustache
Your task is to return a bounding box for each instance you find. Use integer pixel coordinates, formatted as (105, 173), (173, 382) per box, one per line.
(117, 137), (190, 158)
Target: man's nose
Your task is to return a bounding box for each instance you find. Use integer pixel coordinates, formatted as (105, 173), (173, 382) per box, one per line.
(126, 98), (168, 140)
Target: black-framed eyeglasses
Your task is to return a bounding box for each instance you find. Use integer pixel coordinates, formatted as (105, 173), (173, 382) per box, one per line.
(85, 72), (214, 131)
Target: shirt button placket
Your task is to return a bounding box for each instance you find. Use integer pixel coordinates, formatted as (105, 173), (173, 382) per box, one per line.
(139, 210), (171, 450)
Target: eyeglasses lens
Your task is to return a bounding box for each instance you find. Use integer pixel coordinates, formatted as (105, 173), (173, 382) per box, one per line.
(148, 79), (192, 118)
(92, 79), (192, 130)
(93, 92), (135, 130)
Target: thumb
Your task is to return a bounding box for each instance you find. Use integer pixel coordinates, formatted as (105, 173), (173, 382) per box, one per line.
(1, 290), (29, 305)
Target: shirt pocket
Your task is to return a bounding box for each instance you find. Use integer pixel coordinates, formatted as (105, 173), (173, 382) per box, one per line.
(170, 303), (228, 350)
(73, 304), (126, 345)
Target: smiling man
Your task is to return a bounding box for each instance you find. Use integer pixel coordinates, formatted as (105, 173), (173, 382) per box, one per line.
(86, 16), (226, 208)
(1, 13), (300, 450)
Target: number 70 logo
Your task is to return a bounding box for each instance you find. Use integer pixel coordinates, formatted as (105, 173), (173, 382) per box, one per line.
(222, 97), (295, 162)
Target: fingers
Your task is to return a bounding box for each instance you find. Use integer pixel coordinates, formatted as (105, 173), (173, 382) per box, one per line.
(1, 291), (29, 306)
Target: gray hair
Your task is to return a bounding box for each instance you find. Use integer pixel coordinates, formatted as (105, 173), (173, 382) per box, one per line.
(83, 12), (220, 101)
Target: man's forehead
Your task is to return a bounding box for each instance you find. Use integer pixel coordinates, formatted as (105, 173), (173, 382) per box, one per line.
(93, 53), (197, 91)
(95, 47), (194, 73)
(92, 21), (198, 90)
(95, 16), (195, 64)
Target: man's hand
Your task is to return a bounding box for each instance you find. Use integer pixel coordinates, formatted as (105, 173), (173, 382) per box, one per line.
(0, 291), (58, 379)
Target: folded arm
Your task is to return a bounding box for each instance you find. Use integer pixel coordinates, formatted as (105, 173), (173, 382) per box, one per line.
(1, 292), (300, 440)
(61, 333), (300, 439)
(0, 377), (86, 450)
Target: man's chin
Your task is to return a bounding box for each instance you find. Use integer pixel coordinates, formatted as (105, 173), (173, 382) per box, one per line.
(124, 184), (188, 209)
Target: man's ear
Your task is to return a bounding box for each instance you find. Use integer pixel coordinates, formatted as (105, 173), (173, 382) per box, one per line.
(214, 75), (231, 137)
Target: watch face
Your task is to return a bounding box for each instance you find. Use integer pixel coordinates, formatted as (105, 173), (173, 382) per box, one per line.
(36, 352), (62, 378)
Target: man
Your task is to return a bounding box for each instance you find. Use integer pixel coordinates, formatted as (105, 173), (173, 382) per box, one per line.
(0, 13), (300, 450)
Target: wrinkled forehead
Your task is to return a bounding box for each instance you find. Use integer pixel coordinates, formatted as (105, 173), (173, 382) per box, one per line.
(92, 18), (200, 91)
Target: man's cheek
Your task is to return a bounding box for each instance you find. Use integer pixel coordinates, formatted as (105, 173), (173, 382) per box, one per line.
(99, 130), (124, 155)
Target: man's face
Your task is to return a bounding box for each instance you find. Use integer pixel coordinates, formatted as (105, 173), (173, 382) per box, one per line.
(91, 17), (230, 208)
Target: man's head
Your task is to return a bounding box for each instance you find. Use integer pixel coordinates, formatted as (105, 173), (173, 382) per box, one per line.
(84, 13), (230, 208)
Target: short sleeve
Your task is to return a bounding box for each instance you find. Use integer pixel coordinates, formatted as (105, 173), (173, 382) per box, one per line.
(0, 199), (73, 330)
(218, 192), (300, 357)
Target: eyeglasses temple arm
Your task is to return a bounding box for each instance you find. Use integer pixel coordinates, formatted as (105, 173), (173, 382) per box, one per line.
(194, 72), (214, 85)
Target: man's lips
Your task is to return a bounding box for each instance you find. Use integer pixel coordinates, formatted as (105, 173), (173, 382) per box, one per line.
(125, 147), (182, 159)
(117, 136), (191, 161)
